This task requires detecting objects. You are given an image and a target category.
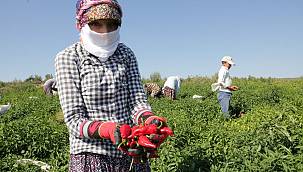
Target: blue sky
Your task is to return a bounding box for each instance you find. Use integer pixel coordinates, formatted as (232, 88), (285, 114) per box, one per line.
(0, 0), (302, 82)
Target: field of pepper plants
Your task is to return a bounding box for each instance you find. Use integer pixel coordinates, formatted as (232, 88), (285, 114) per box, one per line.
(0, 77), (303, 172)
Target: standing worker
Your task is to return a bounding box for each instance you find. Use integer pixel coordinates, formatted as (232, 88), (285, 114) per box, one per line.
(55, 0), (171, 171)
(217, 56), (238, 120)
(162, 76), (181, 100)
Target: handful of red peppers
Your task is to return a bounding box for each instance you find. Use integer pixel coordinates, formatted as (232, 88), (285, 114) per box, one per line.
(117, 117), (174, 163)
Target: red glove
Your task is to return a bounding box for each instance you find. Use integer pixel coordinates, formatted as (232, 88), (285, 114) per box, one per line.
(98, 122), (131, 146)
(138, 111), (167, 127)
(137, 112), (174, 147)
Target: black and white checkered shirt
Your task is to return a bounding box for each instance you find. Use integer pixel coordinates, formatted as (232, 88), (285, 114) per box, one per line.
(55, 42), (151, 157)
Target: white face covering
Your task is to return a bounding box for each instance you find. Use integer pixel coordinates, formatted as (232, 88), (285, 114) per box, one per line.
(80, 24), (120, 61)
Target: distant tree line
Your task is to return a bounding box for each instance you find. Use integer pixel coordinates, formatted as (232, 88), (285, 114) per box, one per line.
(24, 74), (54, 84)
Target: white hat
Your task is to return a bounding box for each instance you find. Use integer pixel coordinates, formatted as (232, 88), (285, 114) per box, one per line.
(221, 56), (235, 66)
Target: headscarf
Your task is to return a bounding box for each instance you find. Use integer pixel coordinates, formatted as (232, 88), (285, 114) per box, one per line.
(76, 0), (122, 30)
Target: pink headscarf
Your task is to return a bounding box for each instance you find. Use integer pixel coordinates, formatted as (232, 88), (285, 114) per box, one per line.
(76, 0), (122, 30)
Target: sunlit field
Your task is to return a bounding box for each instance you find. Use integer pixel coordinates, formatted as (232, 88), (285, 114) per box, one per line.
(0, 77), (302, 172)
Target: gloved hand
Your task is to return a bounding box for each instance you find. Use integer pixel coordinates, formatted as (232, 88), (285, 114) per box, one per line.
(138, 111), (167, 127)
(98, 122), (132, 146)
(136, 112), (174, 147)
(124, 122), (173, 164)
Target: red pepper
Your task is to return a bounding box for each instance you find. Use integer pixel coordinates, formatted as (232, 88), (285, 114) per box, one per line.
(146, 133), (169, 147)
(131, 125), (139, 133)
(129, 124), (157, 138)
(127, 139), (138, 148)
(138, 135), (157, 149)
(160, 127), (174, 136)
(127, 126), (140, 139)
(148, 134), (161, 141)
(144, 124), (158, 135)
(128, 125), (150, 139)
(120, 124), (132, 139)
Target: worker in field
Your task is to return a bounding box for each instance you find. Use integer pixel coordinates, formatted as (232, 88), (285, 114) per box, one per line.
(143, 82), (162, 98)
(54, 0), (172, 171)
(162, 76), (181, 100)
(43, 78), (57, 96)
(217, 56), (239, 120)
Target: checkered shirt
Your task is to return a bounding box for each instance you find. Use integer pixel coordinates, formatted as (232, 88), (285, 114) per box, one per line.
(55, 42), (151, 157)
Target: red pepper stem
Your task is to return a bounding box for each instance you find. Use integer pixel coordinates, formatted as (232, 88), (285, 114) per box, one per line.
(158, 121), (163, 129)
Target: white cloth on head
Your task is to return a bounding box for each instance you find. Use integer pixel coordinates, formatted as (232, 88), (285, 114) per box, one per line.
(80, 24), (120, 61)
(217, 66), (232, 93)
(163, 76), (181, 92)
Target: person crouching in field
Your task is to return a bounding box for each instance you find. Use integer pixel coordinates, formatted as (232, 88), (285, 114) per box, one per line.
(43, 78), (57, 96)
(162, 76), (181, 100)
(217, 56), (239, 120)
(55, 0), (172, 171)
(143, 82), (162, 98)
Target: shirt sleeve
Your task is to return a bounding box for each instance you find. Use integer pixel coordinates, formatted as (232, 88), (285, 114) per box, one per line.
(55, 50), (86, 138)
(126, 49), (152, 124)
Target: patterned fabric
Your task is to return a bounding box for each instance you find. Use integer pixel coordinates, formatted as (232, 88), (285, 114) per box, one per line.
(86, 4), (121, 25)
(143, 83), (162, 98)
(162, 86), (176, 100)
(55, 42), (152, 157)
(76, 0), (122, 30)
(69, 153), (150, 172)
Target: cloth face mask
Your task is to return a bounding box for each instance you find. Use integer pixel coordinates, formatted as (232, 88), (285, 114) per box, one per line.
(80, 24), (120, 61)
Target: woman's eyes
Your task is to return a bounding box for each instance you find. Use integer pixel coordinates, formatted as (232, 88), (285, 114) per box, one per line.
(90, 22), (117, 28)
(90, 22), (103, 27)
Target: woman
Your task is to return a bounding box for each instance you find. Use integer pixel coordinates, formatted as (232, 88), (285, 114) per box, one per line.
(162, 76), (181, 100)
(55, 0), (167, 171)
(143, 82), (162, 98)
